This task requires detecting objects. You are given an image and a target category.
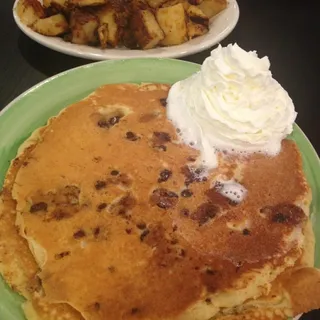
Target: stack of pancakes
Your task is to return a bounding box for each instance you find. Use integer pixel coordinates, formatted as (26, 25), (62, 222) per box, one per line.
(0, 83), (320, 320)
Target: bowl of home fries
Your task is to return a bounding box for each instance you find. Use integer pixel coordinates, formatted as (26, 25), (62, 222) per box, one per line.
(13, 0), (239, 59)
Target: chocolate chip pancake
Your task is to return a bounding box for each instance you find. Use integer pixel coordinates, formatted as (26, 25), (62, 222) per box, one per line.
(1, 83), (320, 320)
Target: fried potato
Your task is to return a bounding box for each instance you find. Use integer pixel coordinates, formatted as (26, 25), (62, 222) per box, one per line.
(146, 0), (167, 9)
(131, 9), (164, 49)
(96, 5), (120, 48)
(186, 5), (209, 39)
(156, 3), (188, 46)
(69, 0), (107, 7)
(16, 0), (226, 49)
(187, 0), (203, 5)
(16, 0), (46, 27)
(97, 24), (108, 48)
(122, 27), (139, 49)
(69, 9), (99, 45)
(161, 0), (190, 10)
(33, 13), (69, 36)
(43, 0), (68, 10)
(197, 0), (227, 18)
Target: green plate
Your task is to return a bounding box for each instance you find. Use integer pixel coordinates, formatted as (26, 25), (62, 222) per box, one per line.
(0, 59), (319, 320)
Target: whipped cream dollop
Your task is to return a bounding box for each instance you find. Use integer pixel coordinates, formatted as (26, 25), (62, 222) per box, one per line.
(167, 43), (297, 168)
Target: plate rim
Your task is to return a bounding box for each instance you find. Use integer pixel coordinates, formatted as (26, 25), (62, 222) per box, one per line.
(0, 58), (318, 320)
(12, 0), (240, 60)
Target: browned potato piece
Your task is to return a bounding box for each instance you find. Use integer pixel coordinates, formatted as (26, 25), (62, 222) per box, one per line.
(122, 27), (139, 49)
(32, 13), (69, 36)
(146, 0), (167, 9)
(156, 4), (188, 46)
(161, 0), (189, 10)
(131, 9), (164, 49)
(187, 5), (208, 39)
(69, 9), (99, 45)
(97, 24), (108, 48)
(69, 0), (106, 7)
(187, 0), (203, 5)
(16, 0), (46, 27)
(43, 0), (68, 9)
(96, 5), (120, 47)
(197, 0), (227, 19)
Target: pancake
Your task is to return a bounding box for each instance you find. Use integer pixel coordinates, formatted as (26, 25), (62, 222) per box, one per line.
(1, 83), (319, 320)
(0, 137), (84, 319)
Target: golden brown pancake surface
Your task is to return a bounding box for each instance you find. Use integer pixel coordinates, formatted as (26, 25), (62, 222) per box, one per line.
(1, 83), (319, 320)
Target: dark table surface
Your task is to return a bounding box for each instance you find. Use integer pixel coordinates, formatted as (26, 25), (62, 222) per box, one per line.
(0, 0), (319, 319)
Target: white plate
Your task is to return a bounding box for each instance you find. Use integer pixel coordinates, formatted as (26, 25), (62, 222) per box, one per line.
(13, 0), (239, 60)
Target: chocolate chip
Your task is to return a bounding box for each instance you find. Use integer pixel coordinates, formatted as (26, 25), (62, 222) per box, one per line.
(158, 169), (172, 183)
(191, 203), (218, 226)
(110, 170), (119, 176)
(140, 229), (150, 241)
(109, 116), (120, 126)
(125, 228), (132, 234)
(172, 224), (178, 232)
(55, 251), (70, 260)
(205, 268), (216, 275)
(95, 180), (106, 190)
(181, 165), (205, 186)
(242, 228), (250, 235)
(150, 188), (178, 209)
(97, 203), (107, 212)
(97, 119), (109, 128)
(22, 161), (28, 167)
(73, 229), (86, 239)
(131, 307), (139, 314)
(181, 208), (190, 217)
(181, 189), (193, 198)
(159, 98), (167, 107)
(92, 227), (99, 237)
(51, 209), (70, 221)
(187, 156), (196, 162)
(272, 213), (287, 223)
(205, 298), (211, 304)
(178, 248), (186, 257)
(126, 131), (139, 141)
(265, 203), (306, 225)
(136, 222), (146, 230)
(153, 131), (171, 143)
(30, 202), (48, 213)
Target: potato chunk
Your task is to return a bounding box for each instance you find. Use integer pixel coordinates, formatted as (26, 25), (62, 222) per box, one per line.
(96, 5), (120, 48)
(161, 0), (189, 10)
(187, 5), (209, 39)
(43, 0), (68, 10)
(69, 9), (99, 45)
(33, 13), (69, 36)
(156, 3), (188, 46)
(197, 0), (227, 19)
(131, 9), (165, 49)
(16, 0), (46, 27)
(146, 0), (167, 9)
